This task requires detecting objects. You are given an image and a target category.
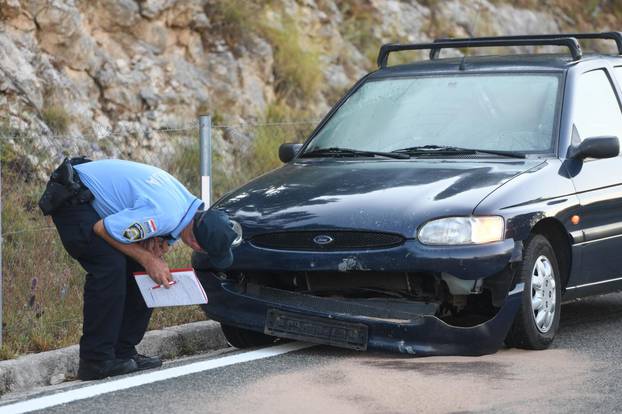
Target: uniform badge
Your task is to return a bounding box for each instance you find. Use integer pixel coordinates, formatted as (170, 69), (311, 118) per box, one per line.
(122, 222), (146, 241)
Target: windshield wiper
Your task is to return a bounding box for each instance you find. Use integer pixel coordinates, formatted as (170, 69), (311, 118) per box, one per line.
(302, 147), (410, 159)
(468, 148), (526, 159)
(392, 145), (525, 159)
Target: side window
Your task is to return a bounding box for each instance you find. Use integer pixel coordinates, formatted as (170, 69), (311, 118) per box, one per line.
(573, 69), (622, 142)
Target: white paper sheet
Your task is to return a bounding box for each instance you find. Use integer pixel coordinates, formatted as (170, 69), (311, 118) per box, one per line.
(134, 268), (208, 308)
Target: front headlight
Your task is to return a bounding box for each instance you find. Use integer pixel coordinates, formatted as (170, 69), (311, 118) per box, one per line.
(417, 216), (504, 245)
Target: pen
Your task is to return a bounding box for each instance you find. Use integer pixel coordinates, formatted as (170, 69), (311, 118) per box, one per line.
(151, 281), (177, 290)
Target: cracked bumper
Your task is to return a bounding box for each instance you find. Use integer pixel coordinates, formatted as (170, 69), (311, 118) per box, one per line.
(195, 272), (523, 356)
(193, 239), (523, 356)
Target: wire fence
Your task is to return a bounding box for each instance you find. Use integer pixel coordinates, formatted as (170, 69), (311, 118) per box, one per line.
(0, 117), (316, 358)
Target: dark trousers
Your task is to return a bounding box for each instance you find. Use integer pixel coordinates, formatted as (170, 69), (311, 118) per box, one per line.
(52, 203), (153, 361)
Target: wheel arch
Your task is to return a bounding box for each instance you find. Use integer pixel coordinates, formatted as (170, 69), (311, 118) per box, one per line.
(530, 218), (572, 289)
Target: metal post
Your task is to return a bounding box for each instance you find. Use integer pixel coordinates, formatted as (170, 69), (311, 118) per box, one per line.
(199, 115), (212, 207)
(0, 155), (3, 346)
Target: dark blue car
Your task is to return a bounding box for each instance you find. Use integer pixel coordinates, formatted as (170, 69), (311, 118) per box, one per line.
(193, 33), (622, 356)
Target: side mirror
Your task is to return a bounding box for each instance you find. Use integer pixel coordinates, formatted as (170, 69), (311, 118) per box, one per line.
(568, 136), (619, 160)
(279, 143), (303, 163)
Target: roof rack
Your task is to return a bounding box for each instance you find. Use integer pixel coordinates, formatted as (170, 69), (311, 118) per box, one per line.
(377, 37), (583, 68)
(430, 32), (622, 59)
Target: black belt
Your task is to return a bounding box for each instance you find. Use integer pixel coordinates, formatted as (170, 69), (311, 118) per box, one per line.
(39, 156), (94, 216)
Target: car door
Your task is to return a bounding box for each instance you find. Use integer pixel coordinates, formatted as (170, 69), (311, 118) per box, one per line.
(569, 68), (622, 287)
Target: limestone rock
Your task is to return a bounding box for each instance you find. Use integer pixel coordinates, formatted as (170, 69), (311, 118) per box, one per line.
(0, 0), (612, 174)
(0, 0), (22, 19)
(0, 32), (43, 110)
(139, 0), (177, 19)
(34, 0), (94, 69)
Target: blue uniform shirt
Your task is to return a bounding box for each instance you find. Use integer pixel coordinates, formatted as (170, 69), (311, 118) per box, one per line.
(74, 160), (203, 244)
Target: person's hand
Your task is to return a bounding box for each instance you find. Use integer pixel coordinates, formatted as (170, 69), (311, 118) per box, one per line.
(140, 239), (154, 255)
(158, 238), (170, 256)
(144, 256), (173, 288)
(141, 237), (170, 258)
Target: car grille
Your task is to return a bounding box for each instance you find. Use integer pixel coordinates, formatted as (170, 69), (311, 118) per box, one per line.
(250, 230), (405, 251)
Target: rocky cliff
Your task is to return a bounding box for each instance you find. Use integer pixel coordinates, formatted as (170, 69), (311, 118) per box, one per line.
(0, 0), (619, 161)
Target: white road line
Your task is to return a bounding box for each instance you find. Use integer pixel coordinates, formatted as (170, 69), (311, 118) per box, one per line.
(0, 342), (313, 414)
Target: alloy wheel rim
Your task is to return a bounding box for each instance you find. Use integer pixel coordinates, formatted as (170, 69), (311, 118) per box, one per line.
(531, 255), (556, 333)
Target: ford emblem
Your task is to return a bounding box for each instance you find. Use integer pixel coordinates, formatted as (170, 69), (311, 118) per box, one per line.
(313, 235), (334, 245)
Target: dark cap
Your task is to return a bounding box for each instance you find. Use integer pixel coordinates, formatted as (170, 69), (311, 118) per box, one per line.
(192, 209), (237, 269)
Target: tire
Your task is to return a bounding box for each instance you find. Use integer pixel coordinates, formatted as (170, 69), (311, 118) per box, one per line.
(505, 234), (562, 350)
(220, 324), (278, 348)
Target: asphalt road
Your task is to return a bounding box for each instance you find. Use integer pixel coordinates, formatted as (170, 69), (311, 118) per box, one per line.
(4, 292), (622, 414)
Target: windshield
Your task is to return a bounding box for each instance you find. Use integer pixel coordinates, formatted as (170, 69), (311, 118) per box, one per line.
(305, 74), (561, 155)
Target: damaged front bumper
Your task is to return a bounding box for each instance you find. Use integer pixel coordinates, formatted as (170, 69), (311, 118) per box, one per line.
(193, 239), (524, 356)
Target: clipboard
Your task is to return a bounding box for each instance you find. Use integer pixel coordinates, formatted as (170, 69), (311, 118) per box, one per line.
(133, 268), (208, 308)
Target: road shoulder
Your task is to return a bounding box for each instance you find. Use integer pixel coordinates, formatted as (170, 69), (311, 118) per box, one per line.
(0, 320), (228, 396)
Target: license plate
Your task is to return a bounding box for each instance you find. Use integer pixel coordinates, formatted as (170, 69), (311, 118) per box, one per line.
(265, 309), (368, 351)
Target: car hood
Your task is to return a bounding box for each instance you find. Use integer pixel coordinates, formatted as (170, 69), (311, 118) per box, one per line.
(215, 158), (545, 238)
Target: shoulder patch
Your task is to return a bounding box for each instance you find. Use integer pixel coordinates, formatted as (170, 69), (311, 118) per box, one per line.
(123, 222), (146, 241)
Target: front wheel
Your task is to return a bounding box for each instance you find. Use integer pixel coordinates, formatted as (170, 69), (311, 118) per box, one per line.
(220, 324), (278, 349)
(505, 234), (562, 349)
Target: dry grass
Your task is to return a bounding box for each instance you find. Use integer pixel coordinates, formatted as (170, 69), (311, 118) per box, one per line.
(337, 1), (380, 69)
(41, 106), (71, 135)
(209, 0), (263, 48)
(169, 101), (315, 204)
(245, 102), (314, 176)
(1, 180), (83, 358)
(261, 18), (323, 101)
(208, 1), (325, 101)
(166, 131), (244, 201)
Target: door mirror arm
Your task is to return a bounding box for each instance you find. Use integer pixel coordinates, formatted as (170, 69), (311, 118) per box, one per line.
(279, 143), (303, 163)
